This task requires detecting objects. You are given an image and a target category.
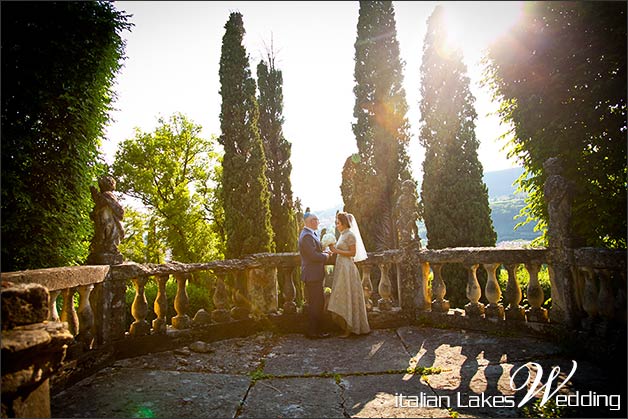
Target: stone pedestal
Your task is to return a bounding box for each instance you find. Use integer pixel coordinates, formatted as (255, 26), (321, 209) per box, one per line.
(192, 309), (212, 327)
(211, 308), (231, 323)
(526, 306), (549, 323)
(86, 252), (123, 265)
(464, 302), (485, 318)
(505, 306), (526, 322)
(1, 282), (73, 418)
(129, 319), (150, 336)
(171, 314), (191, 329)
(377, 297), (393, 311)
(485, 304), (505, 320)
(431, 299), (450, 313)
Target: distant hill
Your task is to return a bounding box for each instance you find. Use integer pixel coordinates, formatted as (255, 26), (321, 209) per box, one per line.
(483, 166), (525, 199)
(316, 205), (343, 232)
(311, 166), (541, 245)
(483, 167), (540, 243)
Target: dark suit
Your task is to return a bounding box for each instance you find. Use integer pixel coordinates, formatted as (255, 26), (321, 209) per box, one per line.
(298, 227), (328, 336)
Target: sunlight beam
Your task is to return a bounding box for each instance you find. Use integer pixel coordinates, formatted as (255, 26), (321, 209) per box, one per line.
(442, 2), (523, 54)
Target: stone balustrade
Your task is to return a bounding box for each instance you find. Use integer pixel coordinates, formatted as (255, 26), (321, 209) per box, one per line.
(3, 246), (624, 347)
(572, 248), (627, 328)
(1, 266), (111, 352)
(1, 244), (625, 403)
(414, 247), (550, 321)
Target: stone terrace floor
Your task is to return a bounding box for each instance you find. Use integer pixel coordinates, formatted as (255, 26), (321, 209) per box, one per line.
(51, 326), (626, 418)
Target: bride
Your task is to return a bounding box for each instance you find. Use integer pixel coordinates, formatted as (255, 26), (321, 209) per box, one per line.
(327, 212), (370, 337)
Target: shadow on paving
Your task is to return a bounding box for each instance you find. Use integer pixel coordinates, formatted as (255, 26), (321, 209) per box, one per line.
(52, 326), (626, 418)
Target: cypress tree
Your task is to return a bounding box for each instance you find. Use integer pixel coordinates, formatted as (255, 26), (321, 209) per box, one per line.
(257, 53), (297, 253)
(342, 0), (417, 252)
(218, 12), (274, 258)
(419, 6), (497, 306)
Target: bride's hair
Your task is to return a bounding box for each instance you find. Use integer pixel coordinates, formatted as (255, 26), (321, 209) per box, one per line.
(336, 212), (351, 228)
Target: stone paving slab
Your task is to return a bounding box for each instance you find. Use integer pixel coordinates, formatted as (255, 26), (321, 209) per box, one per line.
(51, 327), (626, 418)
(341, 372), (460, 418)
(263, 329), (411, 376)
(397, 326), (565, 369)
(238, 377), (343, 418)
(51, 368), (249, 418)
(110, 333), (275, 374)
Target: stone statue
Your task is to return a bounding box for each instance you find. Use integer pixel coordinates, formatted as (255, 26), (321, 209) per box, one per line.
(396, 179), (421, 248)
(543, 158), (574, 248)
(87, 176), (124, 264)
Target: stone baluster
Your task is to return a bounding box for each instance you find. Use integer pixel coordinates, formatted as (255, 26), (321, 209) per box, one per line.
(464, 264), (485, 318)
(281, 266), (297, 314)
(416, 261), (431, 312)
(152, 274), (169, 333)
(361, 265), (373, 311)
(49, 290), (61, 322)
(378, 263), (393, 311)
(61, 288), (79, 336)
(579, 267), (598, 329)
(172, 273), (191, 329)
(76, 284), (94, 348)
(484, 263), (504, 320)
(504, 263), (525, 321)
(525, 263), (548, 322)
(231, 270), (250, 320)
(129, 276), (150, 336)
(431, 263), (449, 313)
(597, 269), (615, 322)
(211, 271), (231, 323)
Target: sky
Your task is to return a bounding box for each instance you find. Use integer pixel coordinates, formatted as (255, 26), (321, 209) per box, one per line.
(103, 1), (523, 212)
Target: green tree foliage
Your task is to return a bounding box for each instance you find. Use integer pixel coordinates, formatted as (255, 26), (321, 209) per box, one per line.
(219, 12), (274, 258)
(294, 197), (305, 233)
(198, 157), (226, 258)
(112, 114), (222, 263)
(118, 208), (166, 263)
(257, 53), (297, 253)
(419, 6), (497, 307)
(1, 1), (131, 271)
(342, 0), (417, 251)
(485, 1), (626, 248)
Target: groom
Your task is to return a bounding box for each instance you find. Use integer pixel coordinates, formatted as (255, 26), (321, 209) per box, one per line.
(298, 210), (331, 339)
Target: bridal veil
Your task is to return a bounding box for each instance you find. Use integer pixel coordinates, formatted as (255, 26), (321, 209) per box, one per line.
(346, 213), (368, 262)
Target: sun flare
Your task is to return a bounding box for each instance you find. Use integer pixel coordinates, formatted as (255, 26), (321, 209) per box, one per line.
(441, 2), (523, 54)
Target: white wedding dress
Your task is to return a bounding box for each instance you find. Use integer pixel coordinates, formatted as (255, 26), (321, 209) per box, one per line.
(327, 229), (370, 335)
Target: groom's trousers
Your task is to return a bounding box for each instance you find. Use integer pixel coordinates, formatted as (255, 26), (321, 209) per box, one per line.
(304, 279), (325, 336)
